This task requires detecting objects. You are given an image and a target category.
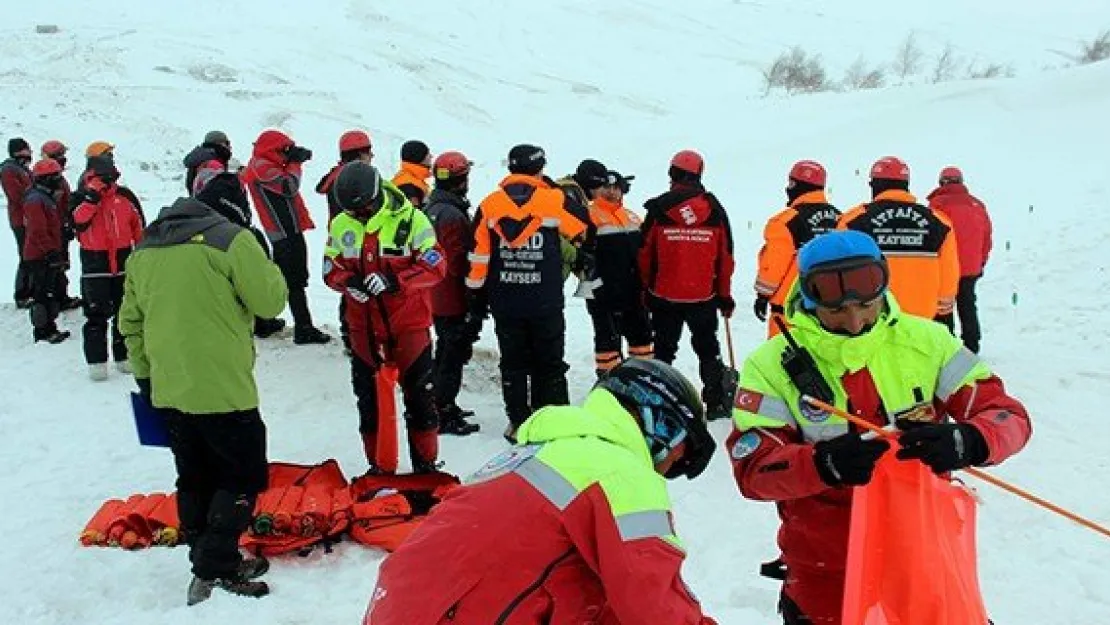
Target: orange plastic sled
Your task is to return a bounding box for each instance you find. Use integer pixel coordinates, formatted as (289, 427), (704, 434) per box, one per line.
(842, 452), (988, 625)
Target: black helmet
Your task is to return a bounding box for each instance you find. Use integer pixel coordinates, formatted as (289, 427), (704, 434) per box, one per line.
(595, 359), (715, 480)
(334, 161), (384, 214)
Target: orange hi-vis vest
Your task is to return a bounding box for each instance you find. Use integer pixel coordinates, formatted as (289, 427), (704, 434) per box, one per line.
(755, 190), (840, 308)
(467, 174), (586, 318)
(838, 189), (958, 319)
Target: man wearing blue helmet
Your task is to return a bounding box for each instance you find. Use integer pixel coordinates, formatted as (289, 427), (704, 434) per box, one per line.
(726, 230), (1031, 624)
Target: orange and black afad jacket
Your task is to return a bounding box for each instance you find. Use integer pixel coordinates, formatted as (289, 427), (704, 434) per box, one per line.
(467, 174), (586, 318)
(588, 197), (643, 309)
(392, 163), (431, 208)
(755, 190), (840, 307)
(838, 189), (958, 318)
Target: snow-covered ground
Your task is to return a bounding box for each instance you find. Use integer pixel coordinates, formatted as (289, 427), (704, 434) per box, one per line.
(2, 1), (1110, 622)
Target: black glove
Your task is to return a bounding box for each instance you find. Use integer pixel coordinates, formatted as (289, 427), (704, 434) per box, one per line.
(285, 145), (313, 164)
(753, 295), (770, 322)
(464, 289), (488, 343)
(82, 188), (102, 204)
(813, 432), (891, 487)
(62, 223), (75, 242)
(895, 422), (988, 474)
(572, 247), (596, 276)
(716, 295), (736, 318)
(136, 377), (152, 400)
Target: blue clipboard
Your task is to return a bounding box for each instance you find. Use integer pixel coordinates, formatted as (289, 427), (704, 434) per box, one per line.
(131, 392), (170, 448)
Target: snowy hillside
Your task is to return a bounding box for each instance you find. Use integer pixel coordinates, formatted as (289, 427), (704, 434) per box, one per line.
(2, 0), (1110, 623)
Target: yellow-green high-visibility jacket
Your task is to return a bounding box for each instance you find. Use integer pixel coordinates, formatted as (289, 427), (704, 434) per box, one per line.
(366, 388), (716, 625)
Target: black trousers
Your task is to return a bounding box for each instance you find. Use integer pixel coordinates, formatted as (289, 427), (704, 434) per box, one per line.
(494, 312), (569, 427)
(166, 408), (268, 581)
(81, 275), (126, 364)
(433, 314), (472, 411)
(587, 300), (653, 374)
(956, 275), (982, 353)
(271, 233), (314, 329)
(650, 298), (726, 410)
(11, 226), (31, 302)
(26, 260), (62, 338)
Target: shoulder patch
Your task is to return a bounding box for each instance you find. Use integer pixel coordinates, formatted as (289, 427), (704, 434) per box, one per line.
(466, 444), (542, 484)
(421, 248), (443, 266)
(731, 431), (762, 460)
(341, 230), (357, 247)
(798, 397), (830, 423)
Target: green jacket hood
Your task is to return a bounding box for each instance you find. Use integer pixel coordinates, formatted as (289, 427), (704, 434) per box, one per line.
(517, 389), (653, 466)
(141, 197), (233, 248)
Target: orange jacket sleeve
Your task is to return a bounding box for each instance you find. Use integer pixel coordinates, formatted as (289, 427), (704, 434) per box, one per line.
(755, 213), (795, 298)
(466, 206), (491, 289)
(936, 213), (959, 315)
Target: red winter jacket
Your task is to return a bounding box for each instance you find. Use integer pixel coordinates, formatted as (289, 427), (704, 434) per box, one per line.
(2, 157), (32, 229)
(727, 367), (1030, 584)
(315, 162), (344, 222)
(323, 188), (446, 363)
(639, 184), (734, 303)
(72, 180), (144, 276)
(927, 183), (993, 277)
(424, 188), (472, 317)
(21, 186), (63, 260)
(243, 130), (315, 241)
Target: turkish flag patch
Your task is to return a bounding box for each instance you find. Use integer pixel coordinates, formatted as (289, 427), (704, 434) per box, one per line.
(734, 388), (764, 412)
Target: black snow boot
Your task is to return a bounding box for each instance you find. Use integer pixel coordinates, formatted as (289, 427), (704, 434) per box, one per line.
(439, 405), (480, 436)
(34, 328), (70, 344)
(253, 317), (286, 339)
(293, 325), (332, 345)
(60, 296), (83, 311)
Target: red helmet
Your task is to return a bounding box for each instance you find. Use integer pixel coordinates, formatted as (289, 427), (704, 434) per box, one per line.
(869, 156), (910, 182)
(670, 150), (704, 176)
(41, 140), (66, 158)
(788, 160), (827, 187)
(339, 130), (372, 153)
(32, 158), (63, 177)
(433, 151), (472, 181)
(938, 166), (963, 184)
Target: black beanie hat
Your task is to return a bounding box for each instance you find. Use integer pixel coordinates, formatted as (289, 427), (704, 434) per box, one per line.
(8, 137), (31, 158)
(400, 140), (431, 165)
(507, 144), (546, 175)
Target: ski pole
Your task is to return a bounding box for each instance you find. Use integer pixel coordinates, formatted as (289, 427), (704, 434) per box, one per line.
(723, 316), (737, 370)
(801, 395), (1110, 540)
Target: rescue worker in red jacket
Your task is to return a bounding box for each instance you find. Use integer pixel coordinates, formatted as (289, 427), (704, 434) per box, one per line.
(323, 162), (447, 473)
(21, 158), (71, 344)
(727, 230), (1031, 624)
(317, 129), (374, 222)
(243, 129), (331, 345)
(466, 144), (591, 442)
(392, 140), (432, 208)
(927, 166), (993, 353)
(38, 140), (83, 311)
(424, 151), (480, 436)
(753, 160), (840, 338)
(316, 129), (374, 353)
(639, 150), (735, 420)
(837, 156), (959, 324)
(364, 359), (718, 625)
(70, 141), (146, 225)
(587, 169), (653, 378)
(72, 157), (144, 380)
(3, 137), (34, 307)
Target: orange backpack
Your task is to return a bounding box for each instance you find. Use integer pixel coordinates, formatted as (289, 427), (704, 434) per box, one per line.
(348, 471), (460, 552)
(240, 459), (353, 557)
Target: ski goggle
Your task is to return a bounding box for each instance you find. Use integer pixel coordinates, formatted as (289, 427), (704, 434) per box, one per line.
(800, 257), (889, 309)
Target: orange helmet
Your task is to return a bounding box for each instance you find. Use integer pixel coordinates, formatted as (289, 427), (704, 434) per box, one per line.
(85, 141), (115, 158)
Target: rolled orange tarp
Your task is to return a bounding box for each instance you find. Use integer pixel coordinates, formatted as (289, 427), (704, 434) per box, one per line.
(376, 364), (400, 474)
(80, 499), (127, 546)
(842, 452), (988, 625)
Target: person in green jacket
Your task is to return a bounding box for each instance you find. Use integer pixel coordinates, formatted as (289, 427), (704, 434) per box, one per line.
(118, 196), (288, 606)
